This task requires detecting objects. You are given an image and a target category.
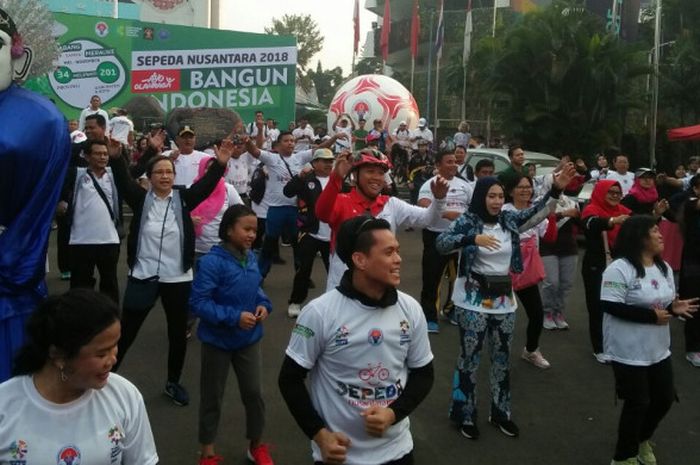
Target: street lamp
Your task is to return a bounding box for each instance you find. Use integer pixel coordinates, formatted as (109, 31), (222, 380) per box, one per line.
(649, 0), (662, 168)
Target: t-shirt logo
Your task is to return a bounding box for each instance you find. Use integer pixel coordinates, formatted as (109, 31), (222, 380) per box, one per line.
(367, 328), (383, 346)
(399, 320), (411, 346)
(10, 439), (27, 461)
(333, 325), (350, 346)
(57, 445), (81, 465)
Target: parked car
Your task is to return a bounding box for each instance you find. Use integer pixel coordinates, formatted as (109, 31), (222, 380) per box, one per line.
(464, 148), (561, 179)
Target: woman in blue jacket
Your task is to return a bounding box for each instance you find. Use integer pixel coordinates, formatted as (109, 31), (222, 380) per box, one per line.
(190, 204), (274, 465)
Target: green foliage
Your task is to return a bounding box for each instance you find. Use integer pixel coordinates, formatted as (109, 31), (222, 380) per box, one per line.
(265, 14), (324, 72)
(306, 61), (345, 107)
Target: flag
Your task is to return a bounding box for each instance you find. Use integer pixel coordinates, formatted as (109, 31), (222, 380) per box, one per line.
(463, 0), (473, 65)
(410, 0), (420, 58)
(434, 0), (444, 59)
(353, 0), (360, 54)
(380, 0), (391, 61)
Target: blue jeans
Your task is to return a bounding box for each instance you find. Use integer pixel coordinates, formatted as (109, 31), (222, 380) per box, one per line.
(449, 307), (516, 426)
(259, 206), (298, 277)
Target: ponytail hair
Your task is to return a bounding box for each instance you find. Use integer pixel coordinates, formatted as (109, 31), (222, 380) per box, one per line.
(13, 289), (120, 376)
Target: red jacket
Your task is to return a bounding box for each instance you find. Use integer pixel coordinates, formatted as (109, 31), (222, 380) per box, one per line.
(315, 171), (390, 250)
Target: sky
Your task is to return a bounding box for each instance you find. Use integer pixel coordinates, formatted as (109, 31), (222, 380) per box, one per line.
(220, 0), (378, 75)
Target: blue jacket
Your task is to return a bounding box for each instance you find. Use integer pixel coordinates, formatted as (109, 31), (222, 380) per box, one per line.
(436, 189), (557, 279)
(190, 245), (272, 351)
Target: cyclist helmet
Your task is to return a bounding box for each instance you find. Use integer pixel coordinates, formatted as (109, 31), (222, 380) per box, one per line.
(352, 148), (390, 171)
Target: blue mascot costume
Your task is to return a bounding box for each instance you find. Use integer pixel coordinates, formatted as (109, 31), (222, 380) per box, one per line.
(0, 6), (70, 381)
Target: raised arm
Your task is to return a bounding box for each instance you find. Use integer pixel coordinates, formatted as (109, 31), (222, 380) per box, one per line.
(108, 138), (146, 210)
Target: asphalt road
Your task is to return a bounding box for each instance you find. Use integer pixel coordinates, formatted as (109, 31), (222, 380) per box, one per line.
(45, 228), (700, 465)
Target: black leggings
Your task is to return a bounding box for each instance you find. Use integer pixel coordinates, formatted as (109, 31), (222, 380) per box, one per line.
(582, 265), (604, 354)
(612, 357), (675, 461)
(515, 284), (544, 352)
(114, 281), (190, 383)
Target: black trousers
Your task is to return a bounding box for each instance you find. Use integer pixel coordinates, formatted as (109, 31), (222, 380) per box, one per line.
(114, 280), (191, 383)
(612, 357), (675, 461)
(315, 450), (413, 465)
(582, 264), (604, 354)
(289, 234), (329, 304)
(69, 243), (120, 303)
(515, 284), (544, 352)
(56, 215), (72, 273)
(420, 229), (456, 323)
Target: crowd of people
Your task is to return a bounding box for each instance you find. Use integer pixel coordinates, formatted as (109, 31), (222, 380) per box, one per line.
(2, 95), (700, 465)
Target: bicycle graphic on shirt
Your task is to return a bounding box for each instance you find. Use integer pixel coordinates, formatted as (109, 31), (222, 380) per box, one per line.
(359, 362), (390, 386)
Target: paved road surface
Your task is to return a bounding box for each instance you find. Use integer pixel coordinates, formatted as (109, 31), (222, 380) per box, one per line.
(45, 228), (700, 465)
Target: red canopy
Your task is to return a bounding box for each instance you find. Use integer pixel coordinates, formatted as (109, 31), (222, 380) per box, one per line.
(667, 124), (700, 142)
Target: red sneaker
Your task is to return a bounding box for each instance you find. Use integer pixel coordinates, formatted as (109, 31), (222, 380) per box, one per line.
(198, 455), (223, 465)
(247, 444), (274, 465)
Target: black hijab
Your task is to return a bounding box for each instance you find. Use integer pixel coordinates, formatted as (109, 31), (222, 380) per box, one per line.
(468, 176), (503, 224)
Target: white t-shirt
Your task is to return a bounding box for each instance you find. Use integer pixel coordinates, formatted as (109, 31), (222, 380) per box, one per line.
(333, 126), (352, 153)
(69, 169), (120, 245)
(195, 184), (244, 254)
(108, 116), (134, 146)
(258, 150), (313, 207)
(293, 126), (315, 152)
(601, 259), (675, 366)
(163, 150), (210, 187)
(418, 176), (473, 232)
(0, 373), (158, 465)
(411, 128), (433, 150)
(286, 289), (433, 465)
(310, 176), (332, 242)
(265, 128), (280, 150)
(70, 129), (87, 144)
(78, 107), (110, 131)
(606, 171), (635, 196)
(502, 203), (548, 241)
(452, 223), (517, 314)
(393, 128), (412, 149)
(225, 153), (256, 195)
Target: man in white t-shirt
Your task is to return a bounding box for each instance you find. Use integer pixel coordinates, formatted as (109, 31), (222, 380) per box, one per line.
(224, 137), (257, 202)
(78, 95), (110, 131)
(245, 122), (346, 278)
(265, 118), (280, 151)
(418, 149), (473, 333)
(163, 125), (210, 186)
(605, 154), (635, 196)
(108, 108), (134, 146)
(279, 216), (434, 465)
(410, 117), (433, 151)
(57, 140), (121, 303)
(293, 118), (316, 152)
(393, 120), (412, 151)
(332, 114), (353, 154)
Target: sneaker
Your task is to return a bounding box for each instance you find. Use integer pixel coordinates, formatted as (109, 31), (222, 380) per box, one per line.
(247, 443), (274, 465)
(60, 271), (71, 281)
(686, 352), (700, 368)
(427, 321), (440, 334)
(543, 313), (557, 330)
(553, 313), (569, 330)
(459, 423), (480, 440)
(594, 352), (611, 365)
(521, 348), (551, 369)
(637, 440), (657, 465)
(610, 458), (640, 465)
(164, 381), (189, 406)
(280, 241), (291, 247)
(489, 416), (519, 437)
(287, 303), (302, 318)
(199, 455), (223, 465)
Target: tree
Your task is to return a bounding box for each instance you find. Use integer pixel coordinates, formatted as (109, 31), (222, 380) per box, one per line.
(307, 61), (345, 107)
(265, 14), (324, 72)
(355, 57), (384, 75)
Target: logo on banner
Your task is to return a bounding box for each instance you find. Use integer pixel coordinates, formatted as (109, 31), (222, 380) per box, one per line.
(131, 70), (181, 93)
(95, 22), (109, 38)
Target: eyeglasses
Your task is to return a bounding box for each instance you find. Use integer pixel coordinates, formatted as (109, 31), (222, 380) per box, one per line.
(152, 170), (174, 177)
(607, 190), (622, 197)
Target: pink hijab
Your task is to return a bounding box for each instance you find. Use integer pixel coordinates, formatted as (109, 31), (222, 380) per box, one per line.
(190, 157), (226, 237)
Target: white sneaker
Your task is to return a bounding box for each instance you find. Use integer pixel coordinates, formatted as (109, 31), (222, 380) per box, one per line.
(287, 303), (301, 318)
(553, 313), (569, 330)
(594, 352), (611, 364)
(543, 313), (557, 330)
(521, 348), (551, 369)
(686, 352), (700, 368)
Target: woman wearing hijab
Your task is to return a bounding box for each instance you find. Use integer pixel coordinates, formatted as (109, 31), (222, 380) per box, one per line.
(621, 168), (669, 217)
(436, 164), (574, 440)
(581, 180), (631, 363)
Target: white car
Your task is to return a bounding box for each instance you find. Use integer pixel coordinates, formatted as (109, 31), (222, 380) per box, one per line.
(464, 148), (561, 178)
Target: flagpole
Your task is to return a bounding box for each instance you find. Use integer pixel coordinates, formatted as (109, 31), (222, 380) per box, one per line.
(487, 3), (499, 146)
(426, 10), (434, 119)
(434, 55), (440, 132)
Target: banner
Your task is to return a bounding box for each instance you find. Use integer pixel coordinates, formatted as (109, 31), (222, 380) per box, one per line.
(25, 13), (297, 128)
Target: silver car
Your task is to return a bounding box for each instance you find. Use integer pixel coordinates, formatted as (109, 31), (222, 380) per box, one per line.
(465, 148), (561, 177)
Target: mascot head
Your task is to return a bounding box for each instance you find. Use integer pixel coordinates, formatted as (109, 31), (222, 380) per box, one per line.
(0, 7), (32, 91)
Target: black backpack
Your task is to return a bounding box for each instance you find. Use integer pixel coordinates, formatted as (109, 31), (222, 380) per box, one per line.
(249, 163), (267, 204)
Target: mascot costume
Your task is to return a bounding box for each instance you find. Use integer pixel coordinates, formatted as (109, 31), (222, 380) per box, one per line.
(0, 2), (69, 381)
